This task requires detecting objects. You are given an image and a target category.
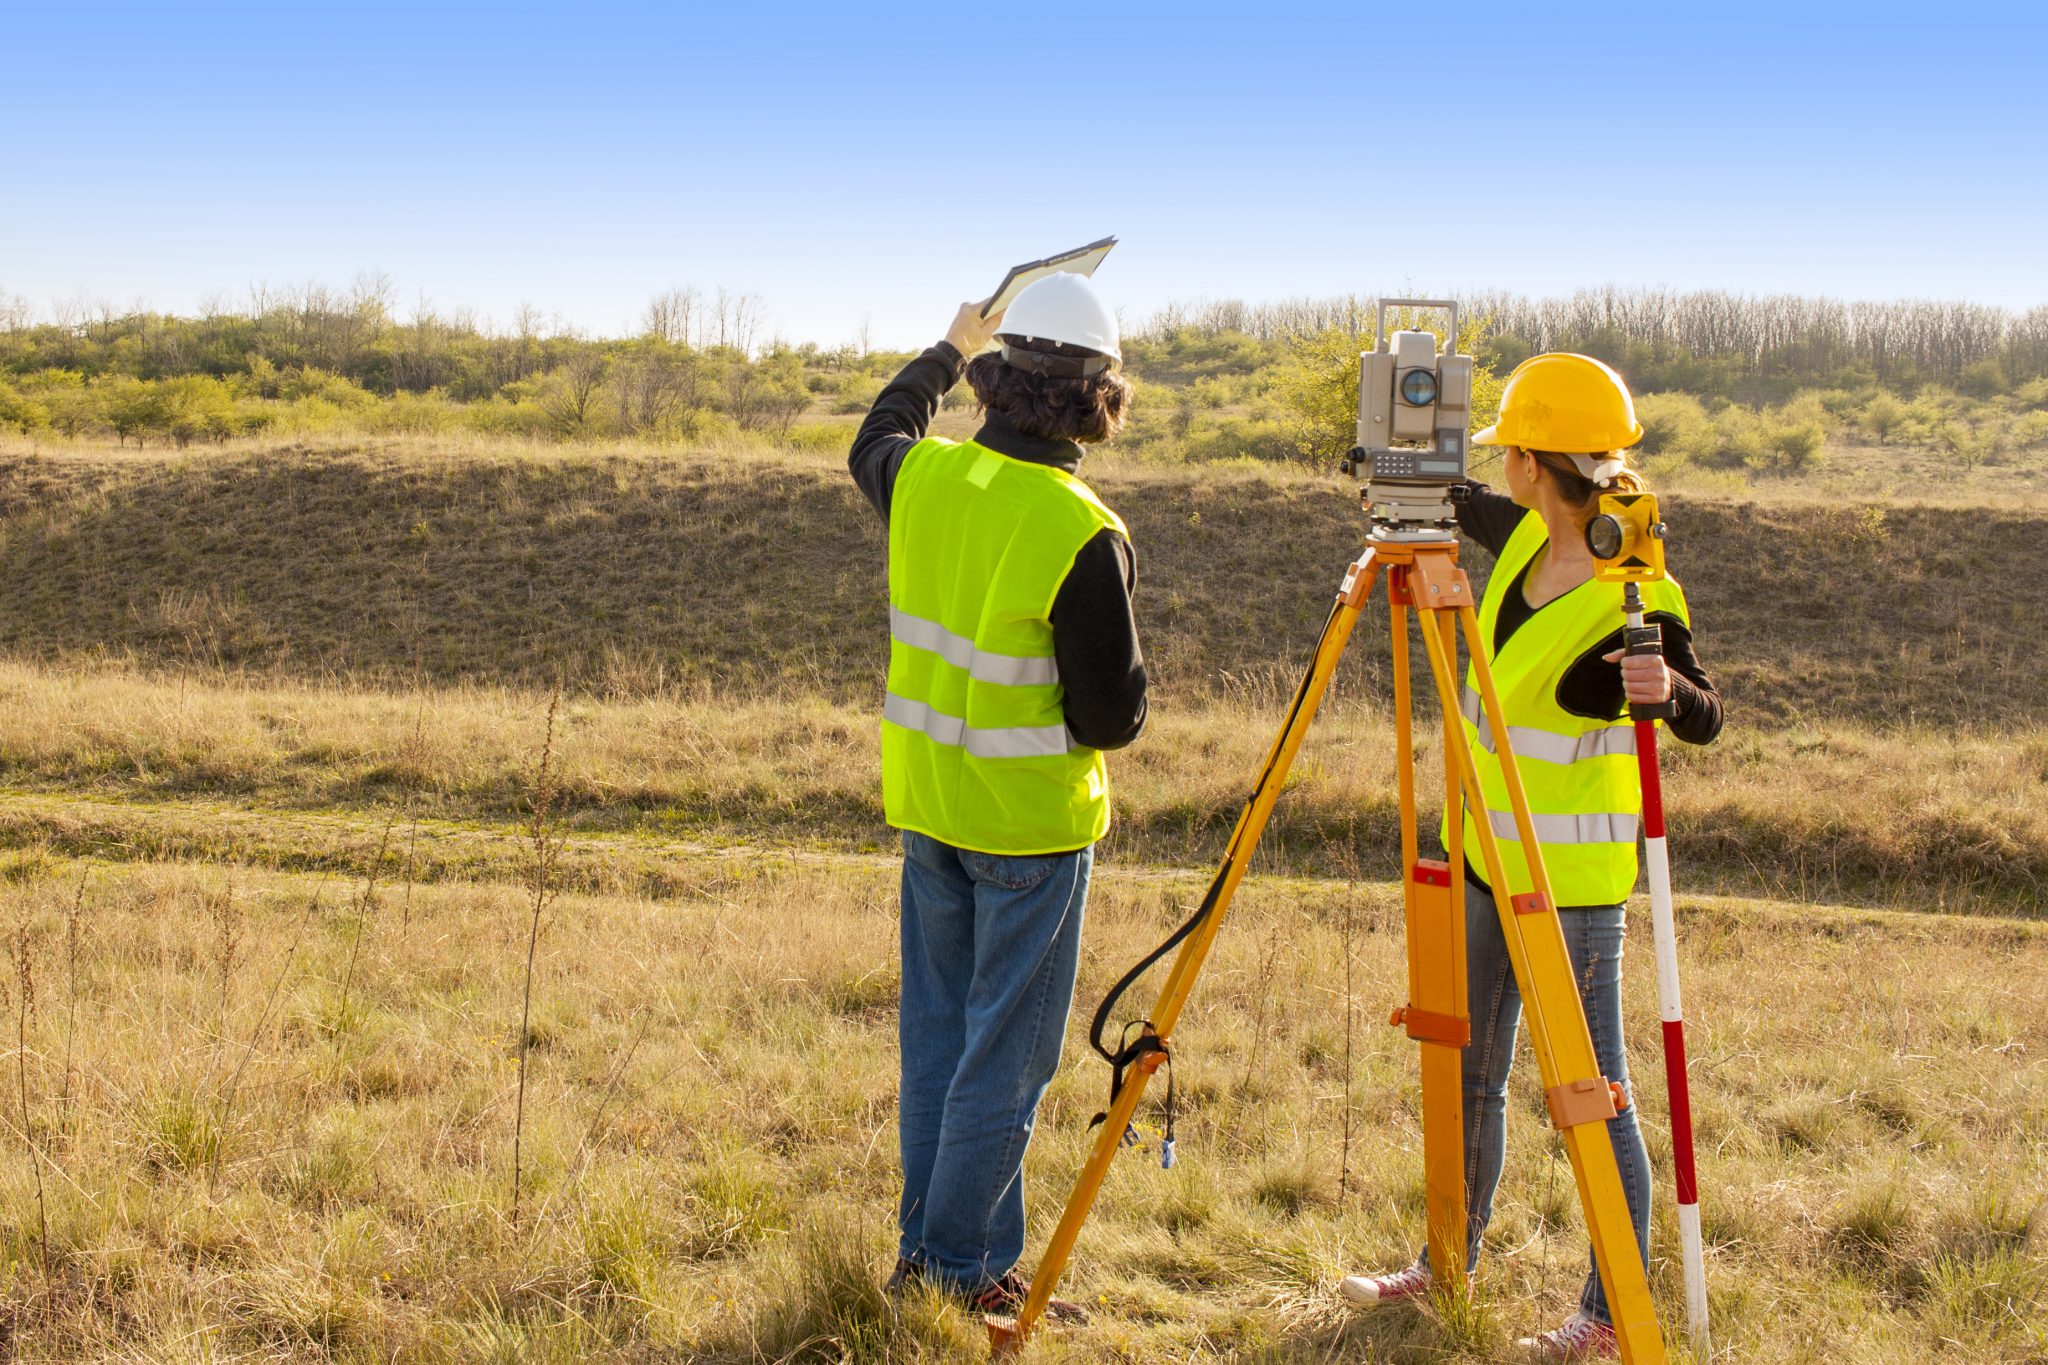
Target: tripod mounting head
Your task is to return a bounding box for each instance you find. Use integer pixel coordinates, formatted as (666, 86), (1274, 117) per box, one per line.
(1341, 299), (1473, 544)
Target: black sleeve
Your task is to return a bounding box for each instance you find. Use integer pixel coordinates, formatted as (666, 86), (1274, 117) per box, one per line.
(1555, 614), (1725, 745)
(847, 342), (964, 521)
(1051, 530), (1148, 751)
(1453, 480), (1526, 559)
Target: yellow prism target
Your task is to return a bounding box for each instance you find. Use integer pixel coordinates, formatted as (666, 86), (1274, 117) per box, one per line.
(1585, 492), (1667, 584)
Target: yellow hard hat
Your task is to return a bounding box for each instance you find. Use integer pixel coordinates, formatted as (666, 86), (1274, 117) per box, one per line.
(1472, 352), (1644, 452)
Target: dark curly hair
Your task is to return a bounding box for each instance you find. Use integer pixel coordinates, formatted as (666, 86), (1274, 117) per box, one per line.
(965, 344), (1132, 444)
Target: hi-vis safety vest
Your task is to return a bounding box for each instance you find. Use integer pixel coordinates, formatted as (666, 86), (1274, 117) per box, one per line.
(881, 437), (1127, 856)
(1441, 509), (1690, 907)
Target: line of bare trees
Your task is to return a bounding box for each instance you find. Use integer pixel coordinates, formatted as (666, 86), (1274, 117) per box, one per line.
(641, 287), (764, 354)
(1139, 287), (2048, 389)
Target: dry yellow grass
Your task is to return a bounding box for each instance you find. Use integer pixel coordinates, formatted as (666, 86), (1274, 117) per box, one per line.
(1, 662), (2042, 911)
(0, 435), (2041, 728)
(0, 432), (2042, 1360)
(0, 848), (2040, 1362)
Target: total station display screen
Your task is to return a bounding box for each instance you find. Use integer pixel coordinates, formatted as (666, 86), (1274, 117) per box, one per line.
(1371, 451), (1464, 481)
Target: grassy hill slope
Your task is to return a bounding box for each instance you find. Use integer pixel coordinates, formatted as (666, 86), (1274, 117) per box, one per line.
(0, 438), (2038, 728)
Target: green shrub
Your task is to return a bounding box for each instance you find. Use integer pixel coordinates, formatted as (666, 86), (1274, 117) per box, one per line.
(782, 421), (851, 455)
(1180, 415), (1300, 464)
(277, 367), (375, 409)
(2010, 410), (2048, 448)
(1636, 392), (1716, 465)
(1861, 392), (1908, 445)
(1958, 358), (2010, 398)
(462, 396), (554, 439)
(361, 390), (458, 435)
(1765, 419), (1828, 474)
(159, 375), (244, 444)
(0, 380), (49, 434)
(1776, 391), (1836, 432)
(829, 375), (882, 414)
(1703, 406), (1763, 469)
(1809, 387), (1869, 422)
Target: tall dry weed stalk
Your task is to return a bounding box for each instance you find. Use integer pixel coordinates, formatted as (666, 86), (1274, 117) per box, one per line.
(1340, 891), (1358, 1203)
(399, 697), (428, 937)
(210, 883), (242, 1045)
(14, 923), (50, 1280)
(512, 691), (565, 1225)
(61, 874), (87, 1113)
(1241, 915), (1288, 1096)
(337, 811), (399, 1028)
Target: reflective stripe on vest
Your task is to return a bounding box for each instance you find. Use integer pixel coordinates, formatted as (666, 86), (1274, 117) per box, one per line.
(1441, 507), (1690, 904)
(1460, 687), (1638, 765)
(890, 605), (1060, 688)
(1483, 807), (1640, 846)
(883, 692), (1074, 760)
(881, 437), (1127, 856)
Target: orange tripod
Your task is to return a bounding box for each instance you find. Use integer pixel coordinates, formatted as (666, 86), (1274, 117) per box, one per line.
(989, 535), (1668, 1363)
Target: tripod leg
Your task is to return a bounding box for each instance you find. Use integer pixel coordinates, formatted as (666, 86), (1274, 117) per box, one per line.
(994, 553), (1383, 1356)
(1430, 610), (1470, 1284)
(1412, 606), (1667, 1365)
(1392, 595), (1469, 1293)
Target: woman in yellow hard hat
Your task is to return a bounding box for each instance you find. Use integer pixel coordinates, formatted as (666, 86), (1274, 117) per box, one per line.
(1339, 353), (1724, 1361)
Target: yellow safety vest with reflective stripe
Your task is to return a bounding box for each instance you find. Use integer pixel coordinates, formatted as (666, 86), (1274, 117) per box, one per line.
(1441, 509), (1689, 906)
(881, 436), (1127, 855)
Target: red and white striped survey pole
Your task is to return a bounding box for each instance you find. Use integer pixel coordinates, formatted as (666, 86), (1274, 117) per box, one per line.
(1625, 583), (1710, 1352)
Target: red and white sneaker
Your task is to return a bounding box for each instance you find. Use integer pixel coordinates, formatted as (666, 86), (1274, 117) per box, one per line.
(1338, 1262), (1432, 1306)
(1518, 1310), (1619, 1360)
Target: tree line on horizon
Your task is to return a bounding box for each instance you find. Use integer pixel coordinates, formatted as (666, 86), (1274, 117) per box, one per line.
(0, 277), (2044, 450)
(1139, 287), (2048, 403)
(0, 279), (890, 447)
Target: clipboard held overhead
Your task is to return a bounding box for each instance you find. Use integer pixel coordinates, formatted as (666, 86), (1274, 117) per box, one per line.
(982, 236), (1117, 318)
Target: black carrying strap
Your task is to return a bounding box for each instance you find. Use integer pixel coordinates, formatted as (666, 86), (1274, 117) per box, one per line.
(1084, 597), (1345, 1130)
(1000, 341), (1113, 378)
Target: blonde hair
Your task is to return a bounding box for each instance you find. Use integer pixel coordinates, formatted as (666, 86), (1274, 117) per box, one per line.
(1527, 449), (1646, 517)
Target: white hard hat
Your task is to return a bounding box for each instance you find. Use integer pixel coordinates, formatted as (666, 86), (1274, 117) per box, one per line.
(998, 272), (1120, 375)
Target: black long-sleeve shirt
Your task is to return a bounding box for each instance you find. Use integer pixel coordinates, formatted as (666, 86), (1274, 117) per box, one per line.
(1455, 481), (1723, 745)
(848, 343), (1148, 750)
(1450, 482), (1724, 906)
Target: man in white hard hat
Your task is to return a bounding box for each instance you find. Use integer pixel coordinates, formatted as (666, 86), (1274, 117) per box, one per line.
(848, 272), (1145, 1318)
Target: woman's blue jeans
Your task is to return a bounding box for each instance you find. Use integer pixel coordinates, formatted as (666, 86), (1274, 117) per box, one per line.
(895, 830), (1091, 1291)
(1419, 880), (1652, 1326)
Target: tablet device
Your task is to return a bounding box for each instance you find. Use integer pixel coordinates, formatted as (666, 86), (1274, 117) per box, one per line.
(982, 236), (1118, 318)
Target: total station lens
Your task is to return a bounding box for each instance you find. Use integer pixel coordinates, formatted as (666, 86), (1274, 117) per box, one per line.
(1399, 369), (1438, 407)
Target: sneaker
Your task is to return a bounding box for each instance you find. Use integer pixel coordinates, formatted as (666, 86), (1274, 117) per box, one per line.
(1517, 1310), (1619, 1360)
(1338, 1262), (1432, 1306)
(883, 1258), (922, 1296)
(963, 1270), (1090, 1325)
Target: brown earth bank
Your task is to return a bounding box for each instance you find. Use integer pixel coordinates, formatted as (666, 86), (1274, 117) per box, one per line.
(0, 441), (2037, 727)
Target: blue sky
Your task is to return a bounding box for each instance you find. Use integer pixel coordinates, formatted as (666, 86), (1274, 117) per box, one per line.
(5, 2), (2044, 348)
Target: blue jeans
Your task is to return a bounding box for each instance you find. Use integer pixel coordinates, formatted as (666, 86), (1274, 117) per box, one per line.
(1421, 880), (1652, 1326)
(896, 830), (1092, 1289)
